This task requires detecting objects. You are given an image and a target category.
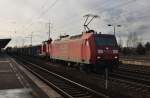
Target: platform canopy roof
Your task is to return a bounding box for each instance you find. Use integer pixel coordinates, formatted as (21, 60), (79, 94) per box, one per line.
(0, 39), (11, 48)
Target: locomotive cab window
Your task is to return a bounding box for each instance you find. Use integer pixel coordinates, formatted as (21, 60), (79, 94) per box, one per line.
(95, 37), (117, 46)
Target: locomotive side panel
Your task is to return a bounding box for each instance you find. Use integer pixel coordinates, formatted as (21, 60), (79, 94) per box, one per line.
(50, 33), (93, 64)
(51, 41), (69, 61)
(82, 38), (94, 64)
(68, 39), (83, 63)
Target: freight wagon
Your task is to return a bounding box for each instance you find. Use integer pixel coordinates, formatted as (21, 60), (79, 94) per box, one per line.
(8, 45), (42, 57)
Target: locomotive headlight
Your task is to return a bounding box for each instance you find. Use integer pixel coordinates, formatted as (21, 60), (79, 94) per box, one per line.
(97, 49), (103, 54)
(113, 50), (118, 54)
(114, 56), (118, 59)
(97, 56), (101, 59)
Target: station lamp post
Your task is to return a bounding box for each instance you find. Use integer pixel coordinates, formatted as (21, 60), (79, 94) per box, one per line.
(108, 24), (121, 36)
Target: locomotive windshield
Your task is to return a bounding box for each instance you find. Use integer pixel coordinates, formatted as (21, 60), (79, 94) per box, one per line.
(95, 37), (117, 46)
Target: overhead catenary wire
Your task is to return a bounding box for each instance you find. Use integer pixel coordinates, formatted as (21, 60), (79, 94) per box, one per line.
(56, 0), (137, 32)
(21, 0), (137, 40)
(19, 0), (49, 31)
(45, 0), (112, 32)
(21, 0), (59, 34)
(21, 0), (135, 36)
(12, 0), (59, 47)
(94, 0), (137, 12)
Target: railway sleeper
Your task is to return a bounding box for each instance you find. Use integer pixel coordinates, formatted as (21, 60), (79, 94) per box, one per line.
(66, 89), (88, 94)
(69, 92), (91, 98)
(63, 88), (88, 92)
(52, 81), (67, 85)
(64, 89), (83, 93)
(53, 83), (73, 88)
(61, 87), (82, 90)
(54, 86), (81, 91)
(73, 94), (92, 98)
(60, 87), (84, 92)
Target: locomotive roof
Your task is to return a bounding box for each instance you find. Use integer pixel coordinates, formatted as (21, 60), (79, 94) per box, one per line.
(70, 34), (82, 39)
(54, 32), (115, 42)
(94, 34), (115, 37)
(54, 34), (83, 41)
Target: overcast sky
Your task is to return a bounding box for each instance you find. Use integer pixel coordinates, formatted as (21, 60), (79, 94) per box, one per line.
(0, 0), (149, 47)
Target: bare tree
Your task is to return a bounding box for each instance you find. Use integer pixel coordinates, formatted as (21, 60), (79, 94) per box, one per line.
(126, 32), (141, 47)
(145, 42), (150, 51)
(118, 35), (123, 48)
(136, 43), (146, 55)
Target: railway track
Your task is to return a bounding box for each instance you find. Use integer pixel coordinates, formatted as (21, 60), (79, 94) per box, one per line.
(121, 56), (150, 61)
(117, 65), (150, 81)
(119, 64), (150, 73)
(112, 70), (150, 84)
(110, 67), (150, 92)
(87, 69), (150, 94)
(120, 56), (150, 66)
(12, 55), (150, 98)
(14, 56), (109, 98)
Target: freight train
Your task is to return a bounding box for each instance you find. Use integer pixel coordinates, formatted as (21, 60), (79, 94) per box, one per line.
(6, 30), (119, 71)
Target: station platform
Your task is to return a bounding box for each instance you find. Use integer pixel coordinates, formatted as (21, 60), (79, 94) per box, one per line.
(0, 53), (62, 98)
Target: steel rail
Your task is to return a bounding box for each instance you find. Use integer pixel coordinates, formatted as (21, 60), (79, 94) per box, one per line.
(15, 56), (109, 98)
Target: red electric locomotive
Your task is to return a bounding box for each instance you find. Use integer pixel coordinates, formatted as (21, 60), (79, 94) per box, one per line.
(43, 30), (119, 71)
(42, 14), (119, 71)
(41, 39), (52, 57)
